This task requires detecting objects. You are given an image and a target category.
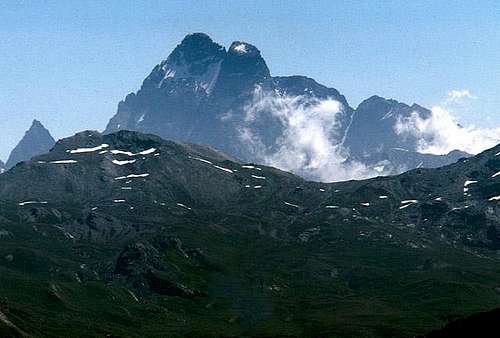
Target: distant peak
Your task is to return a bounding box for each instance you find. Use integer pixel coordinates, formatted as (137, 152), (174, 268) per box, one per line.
(5, 119), (55, 169)
(27, 119), (52, 135)
(30, 119), (44, 129)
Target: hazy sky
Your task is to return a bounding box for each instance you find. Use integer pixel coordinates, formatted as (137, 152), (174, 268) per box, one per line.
(1, 0), (499, 161)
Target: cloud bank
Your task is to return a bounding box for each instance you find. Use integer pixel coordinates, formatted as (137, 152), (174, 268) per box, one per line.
(395, 105), (500, 155)
(239, 87), (500, 182)
(240, 87), (378, 182)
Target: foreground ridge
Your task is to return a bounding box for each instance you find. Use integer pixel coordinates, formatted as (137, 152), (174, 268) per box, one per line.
(0, 130), (500, 337)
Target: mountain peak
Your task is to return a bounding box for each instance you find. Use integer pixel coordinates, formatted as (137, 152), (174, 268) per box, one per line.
(5, 119), (55, 169)
(27, 119), (52, 135)
(138, 33), (226, 92)
(168, 33), (225, 65)
(182, 32), (213, 43)
(30, 119), (45, 130)
(211, 40), (270, 97)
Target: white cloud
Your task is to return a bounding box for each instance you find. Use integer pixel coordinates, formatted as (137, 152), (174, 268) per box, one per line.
(240, 87), (379, 182)
(445, 89), (477, 105)
(238, 87), (500, 182)
(395, 105), (500, 155)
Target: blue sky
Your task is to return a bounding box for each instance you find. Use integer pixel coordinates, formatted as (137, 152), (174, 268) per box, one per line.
(0, 0), (499, 160)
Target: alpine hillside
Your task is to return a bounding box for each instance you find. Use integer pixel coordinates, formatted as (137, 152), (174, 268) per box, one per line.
(0, 130), (500, 337)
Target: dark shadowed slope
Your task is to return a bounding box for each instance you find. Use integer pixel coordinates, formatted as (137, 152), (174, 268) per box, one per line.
(423, 308), (500, 338)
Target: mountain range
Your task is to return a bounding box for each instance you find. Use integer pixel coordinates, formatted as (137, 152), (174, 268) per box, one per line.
(0, 129), (499, 336)
(1, 33), (469, 180)
(104, 33), (468, 180)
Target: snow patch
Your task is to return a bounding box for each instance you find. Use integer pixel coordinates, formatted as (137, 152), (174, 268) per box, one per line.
(50, 160), (78, 164)
(189, 156), (213, 165)
(114, 173), (150, 180)
(176, 203), (192, 210)
(464, 180), (478, 193)
(69, 144), (109, 154)
(19, 201), (48, 206)
(233, 43), (248, 54)
(213, 165), (234, 174)
(110, 148), (156, 157)
(284, 201), (300, 208)
(112, 159), (137, 166)
(400, 200), (418, 209)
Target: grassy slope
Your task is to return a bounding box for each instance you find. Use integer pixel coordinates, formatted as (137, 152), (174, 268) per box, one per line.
(1, 210), (500, 338)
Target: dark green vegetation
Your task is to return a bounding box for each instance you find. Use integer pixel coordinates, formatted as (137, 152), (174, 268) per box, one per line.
(1, 130), (500, 337)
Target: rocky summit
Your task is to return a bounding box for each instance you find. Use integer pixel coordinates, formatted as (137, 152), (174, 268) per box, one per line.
(105, 33), (354, 171)
(0, 130), (500, 337)
(5, 119), (55, 170)
(104, 33), (467, 180)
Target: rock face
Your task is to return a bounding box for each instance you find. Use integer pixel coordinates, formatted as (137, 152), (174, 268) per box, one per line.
(5, 119), (55, 169)
(0, 130), (499, 336)
(0, 160), (4, 173)
(344, 95), (431, 158)
(105, 33), (354, 168)
(104, 33), (468, 180)
(343, 96), (470, 173)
